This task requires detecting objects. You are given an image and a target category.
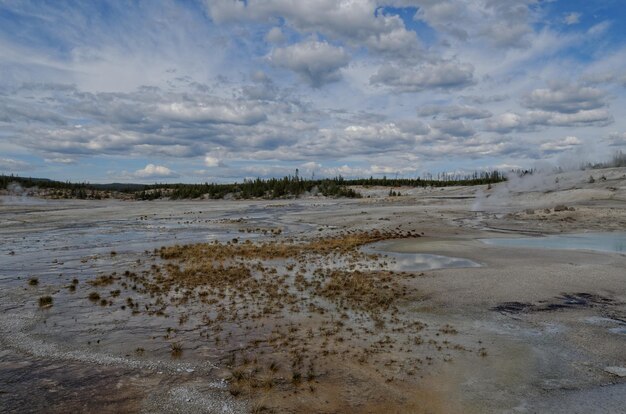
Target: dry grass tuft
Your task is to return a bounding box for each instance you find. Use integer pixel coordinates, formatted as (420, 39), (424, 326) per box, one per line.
(170, 342), (183, 357)
(38, 295), (53, 307)
(80, 228), (478, 412)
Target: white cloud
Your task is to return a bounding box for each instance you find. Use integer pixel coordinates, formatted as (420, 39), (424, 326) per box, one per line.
(269, 40), (350, 87)
(418, 104), (492, 120)
(204, 155), (225, 167)
(540, 136), (582, 152)
(265, 27), (286, 44)
(133, 164), (179, 179)
(1, 1), (624, 181)
(370, 164), (416, 175)
(485, 112), (525, 133)
(156, 102), (267, 125)
(431, 119), (475, 137)
(362, 21), (421, 59)
(563, 12), (581, 25)
(44, 157), (75, 164)
(206, 0), (421, 57)
(494, 163), (523, 171)
(522, 83), (607, 114)
(370, 60), (474, 92)
(486, 107), (613, 133)
(588, 21), (612, 37)
(300, 161), (321, 170)
(413, 0), (536, 48)
(528, 109), (613, 127)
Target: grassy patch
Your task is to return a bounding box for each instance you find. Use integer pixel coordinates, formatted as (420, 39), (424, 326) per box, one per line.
(170, 342), (183, 357)
(38, 296), (53, 307)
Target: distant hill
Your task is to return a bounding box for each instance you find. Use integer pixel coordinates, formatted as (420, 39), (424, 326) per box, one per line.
(0, 175), (146, 192)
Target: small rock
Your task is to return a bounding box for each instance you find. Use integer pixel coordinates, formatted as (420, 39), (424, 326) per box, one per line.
(554, 205), (568, 212)
(605, 366), (626, 377)
(525, 209), (535, 215)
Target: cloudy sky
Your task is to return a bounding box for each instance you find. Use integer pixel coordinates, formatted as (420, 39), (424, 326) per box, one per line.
(1, 0), (625, 183)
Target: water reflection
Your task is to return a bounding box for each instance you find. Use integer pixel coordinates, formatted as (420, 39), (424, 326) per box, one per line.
(362, 243), (480, 271)
(386, 253), (480, 271)
(482, 232), (626, 253)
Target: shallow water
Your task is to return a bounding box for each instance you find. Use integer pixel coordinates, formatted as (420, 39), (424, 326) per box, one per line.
(481, 232), (626, 253)
(2, 200), (452, 373)
(0, 200), (319, 285)
(362, 242), (481, 271)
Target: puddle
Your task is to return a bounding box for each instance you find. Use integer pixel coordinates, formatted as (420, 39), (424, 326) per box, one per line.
(481, 232), (626, 253)
(0, 202), (321, 285)
(0, 223), (489, 413)
(609, 327), (626, 335)
(362, 241), (481, 271)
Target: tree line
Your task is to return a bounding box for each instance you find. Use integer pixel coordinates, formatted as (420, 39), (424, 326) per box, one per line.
(2, 169), (506, 201)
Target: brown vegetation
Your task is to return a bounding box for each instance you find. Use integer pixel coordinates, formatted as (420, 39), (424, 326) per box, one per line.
(80, 230), (482, 412)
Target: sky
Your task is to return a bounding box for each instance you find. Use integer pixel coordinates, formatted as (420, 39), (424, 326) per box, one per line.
(1, 0), (626, 183)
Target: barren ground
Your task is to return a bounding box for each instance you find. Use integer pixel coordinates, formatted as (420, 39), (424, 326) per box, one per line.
(1, 167), (625, 413)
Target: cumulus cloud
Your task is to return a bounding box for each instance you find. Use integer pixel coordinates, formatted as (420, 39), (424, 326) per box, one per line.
(18, 125), (149, 156)
(370, 164), (415, 175)
(0, 100), (67, 125)
(486, 108), (613, 133)
(461, 94), (509, 105)
(527, 109), (613, 127)
(2, 82), (315, 161)
(156, 102), (267, 125)
(133, 164), (179, 179)
(267, 119), (431, 161)
(269, 40), (350, 87)
(362, 20), (421, 59)
(45, 157), (76, 164)
(417, 104), (492, 120)
(540, 136), (582, 153)
(370, 60), (474, 92)
(1, 0), (624, 181)
(343, 122), (419, 148)
(300, 161), (321, 170)
(485, 112), (526, 133)
(431, 119), (475, 137)
(522, 83), (607, 114)
(413, 0), (535, 48)
(207, 0), (421, 58)
(486, 82), (613, 134)
(204, 155), (226, 167)
(265, 27), (286, 44)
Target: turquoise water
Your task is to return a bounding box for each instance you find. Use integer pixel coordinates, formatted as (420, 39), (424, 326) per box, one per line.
(482, 232), (626, 253)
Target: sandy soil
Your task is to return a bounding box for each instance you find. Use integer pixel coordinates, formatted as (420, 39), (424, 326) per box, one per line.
(1, 167), (625, 413)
